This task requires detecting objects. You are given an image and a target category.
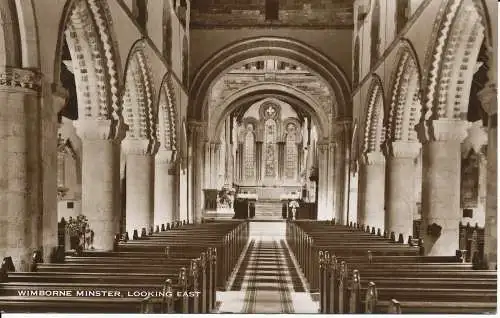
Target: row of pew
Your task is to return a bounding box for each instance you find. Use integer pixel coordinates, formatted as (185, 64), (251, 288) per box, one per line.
(286, 220), (497, 314)
(0, 220), (249, 313)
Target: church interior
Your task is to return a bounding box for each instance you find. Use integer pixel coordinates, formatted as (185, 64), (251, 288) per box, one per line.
(0, 0), (497, 314)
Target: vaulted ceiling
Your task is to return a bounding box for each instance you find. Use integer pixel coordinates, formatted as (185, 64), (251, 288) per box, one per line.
(190, 0), (354, 28)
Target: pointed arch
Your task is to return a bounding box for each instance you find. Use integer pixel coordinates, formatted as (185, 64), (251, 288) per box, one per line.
(162, 0), (173, 65)
(0, 0), (21, 67)
(422, 0), (486, 121)
(122, 40), (158, 151)
(370, 0), (381, 69)
(387, 41), (422, 143)
(363, 75), (385, 154)
(353, 35), (360, 87)
(55, 0), (123, 136)
(157, 73), (178, 154)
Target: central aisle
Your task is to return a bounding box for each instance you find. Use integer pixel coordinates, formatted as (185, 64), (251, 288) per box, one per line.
(217, 221), (318, 313)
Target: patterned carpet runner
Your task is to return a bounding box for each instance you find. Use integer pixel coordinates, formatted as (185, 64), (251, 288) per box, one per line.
(229, 239), (306, 313)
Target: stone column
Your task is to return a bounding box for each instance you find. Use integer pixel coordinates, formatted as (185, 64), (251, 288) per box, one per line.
(478, 80), (497, 268)
(42, 87), (68, 263)
(325, 143), (335, 217)
(357, 151), (385, 232)
(188, 122), (206, 223)
(317, 143), (329, 220)
(420, 119), (469, 256)
(122, 139), (155, 235)
(0, 68), (42, 271)
(75, 119), (122, 251)
(155, 150), (177, 225)
(386, 141), (421, 242)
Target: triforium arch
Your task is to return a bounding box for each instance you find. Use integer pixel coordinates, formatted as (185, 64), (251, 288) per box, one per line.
(189, 36), (352, 121)
(210, 83), (329, 142)
(55, 0), (123, 131)
(358, 75), (386, 232)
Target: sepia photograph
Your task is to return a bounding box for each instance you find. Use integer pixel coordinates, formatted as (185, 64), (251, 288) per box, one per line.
(0, 0), (497, 315)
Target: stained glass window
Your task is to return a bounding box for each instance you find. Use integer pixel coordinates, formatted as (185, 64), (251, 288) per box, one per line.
(244, 124), (255, 179)
(264, 119), (277, 177)
(285, 123), (298, 178)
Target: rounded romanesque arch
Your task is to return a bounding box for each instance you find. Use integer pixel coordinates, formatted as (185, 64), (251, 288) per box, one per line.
(211, 83), (329, 142)
(386, 41), (422, 145)
(422, 0), (488, 124)
(122, 40), (158, 153)
(54, 0), (123, 135)
(362, 75), (385, 156)
(189, 37), (351, 121)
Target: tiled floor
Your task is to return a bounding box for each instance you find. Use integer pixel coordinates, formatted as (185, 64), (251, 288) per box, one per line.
(217, 221), (318, 313)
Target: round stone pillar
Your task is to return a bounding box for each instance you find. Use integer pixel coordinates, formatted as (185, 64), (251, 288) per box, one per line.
(123, 139), (155, 236)
(0, 69), (42, 271)
(358, 151), (385, 232)
(75, 119), (122, 251)
(421, 119), (469, 256)
(386, 142), (421, 242)
(155, 150), (178, 226)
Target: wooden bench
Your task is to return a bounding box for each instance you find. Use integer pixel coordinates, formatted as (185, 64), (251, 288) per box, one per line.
(0, 220), (250, 314)
(287, 220), (497, 314)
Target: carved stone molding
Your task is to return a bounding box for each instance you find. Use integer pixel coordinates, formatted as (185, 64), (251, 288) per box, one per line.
(389, 141), (421, 159)
(0, 67), (41, 91)
(362, 151), (385, 165)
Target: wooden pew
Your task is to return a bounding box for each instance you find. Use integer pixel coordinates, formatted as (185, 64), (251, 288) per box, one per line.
(289, 220), (497, 314)
(0, 220), (249, 314)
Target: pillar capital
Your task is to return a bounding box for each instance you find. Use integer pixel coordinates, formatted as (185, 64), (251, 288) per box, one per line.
(362, 151), (385, 165)
(75, 119), (117, 141)
(122, 138), (157, 156)
(0, 66), (41, 92)
(418, 119), (470, 143)
(389, 141), (421, 159)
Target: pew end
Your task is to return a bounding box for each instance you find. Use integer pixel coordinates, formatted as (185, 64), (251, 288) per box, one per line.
(388, 299), (402, 314)
(364, 281), (378, 313)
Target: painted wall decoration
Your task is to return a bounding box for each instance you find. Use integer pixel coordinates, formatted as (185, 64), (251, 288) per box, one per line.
(460, 150), (480, 208)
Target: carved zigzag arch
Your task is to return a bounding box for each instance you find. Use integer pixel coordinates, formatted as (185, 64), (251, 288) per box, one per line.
(422, 0), (486, 121)
(387, 41), (422, 143)
(62, 0), (122, 128)
(122, 41), (158, 152)
(157, 73), (179, 155)
(363, 75), (385, 155)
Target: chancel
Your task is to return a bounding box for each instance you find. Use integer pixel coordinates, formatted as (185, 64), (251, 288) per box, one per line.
(0, 0), (497, 314)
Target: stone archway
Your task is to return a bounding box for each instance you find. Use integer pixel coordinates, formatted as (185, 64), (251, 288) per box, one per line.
(419, 0), (495, 257)
(121, 40), (159, 237)
(54, 0), (124, 251)
(357, 75), (386, 232)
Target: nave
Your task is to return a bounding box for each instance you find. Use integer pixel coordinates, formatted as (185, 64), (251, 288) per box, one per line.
(0, 218), (496, 314)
